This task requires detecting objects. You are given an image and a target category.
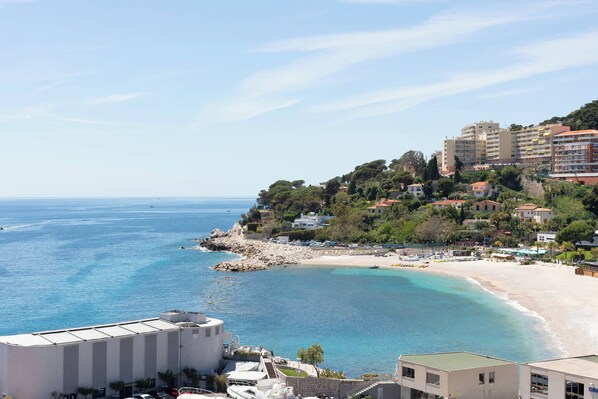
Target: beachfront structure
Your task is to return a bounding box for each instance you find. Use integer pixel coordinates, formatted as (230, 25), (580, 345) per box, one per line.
(550, 129), (598, 185)
(537, 231), (557, 242)
(431, 199), (466, 210)
(0, 310), (228, 399)
(368, 199), (401, 215)
(397, 352), (518, 399)
(521, 355), (598, 399)
(514, 204), (554, 224)
(473, 200), (500, 213)
(470, 181), (492, 199)
(407, 183), (424, 197)
(291, 212), (334, 229)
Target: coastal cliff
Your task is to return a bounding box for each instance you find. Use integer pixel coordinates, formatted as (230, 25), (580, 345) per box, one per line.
(199, 224), (381, 272)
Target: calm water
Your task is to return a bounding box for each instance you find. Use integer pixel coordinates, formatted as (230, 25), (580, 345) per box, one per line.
(0, 198), (555, 377)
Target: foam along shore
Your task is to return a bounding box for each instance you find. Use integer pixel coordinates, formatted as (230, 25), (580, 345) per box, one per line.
(299, 255), (598, 358)
(197, 224), (386, 272)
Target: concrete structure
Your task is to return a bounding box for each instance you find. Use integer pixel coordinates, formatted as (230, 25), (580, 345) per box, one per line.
(486, 129), (515, 164)
(521, 355), (598, 399)
(473, 200), (500, 213)
(407, 183), (424, 197)
(536, 231), (557, 243)
(513, 124), (570, 165)
(397, 352), (518, 399)
(470, 182), (492, 199)
(292, 212), (334, 229)
(0, 311), (228, 399)
(551, 129), (598, 185)
(442, 137), (476, 173)
(431, 199), (465, 210)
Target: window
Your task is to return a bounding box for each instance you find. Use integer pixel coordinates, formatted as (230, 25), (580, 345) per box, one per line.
(92, 388), (106, 398)
(426, 372), (440, 386)
(489, 372), (495, 384)
(531, 373), (548, 396)
(215, 325), (220, 335)
(192, 328), (199, 339)
(205, 327), (211, 337)
(402, 366), (415, 379)
(565, 380), (584, 399)
(479, 373), (485, 385)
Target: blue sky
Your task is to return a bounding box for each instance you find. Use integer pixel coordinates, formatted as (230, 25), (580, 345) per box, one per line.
(2, 0), (598, 197)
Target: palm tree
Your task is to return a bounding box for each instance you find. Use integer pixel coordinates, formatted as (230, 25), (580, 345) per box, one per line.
(77, 387), (94, 399)
(546, 241), (559, 259)
(182, 367), (200, 387)
(136, 378), (153, 392)
(110, 380), (125, 398)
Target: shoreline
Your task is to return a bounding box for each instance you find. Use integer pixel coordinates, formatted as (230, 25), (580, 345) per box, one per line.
(299, 254), (598, 359)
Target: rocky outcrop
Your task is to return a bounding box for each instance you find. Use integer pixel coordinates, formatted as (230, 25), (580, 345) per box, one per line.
(198, 224), (381, 272)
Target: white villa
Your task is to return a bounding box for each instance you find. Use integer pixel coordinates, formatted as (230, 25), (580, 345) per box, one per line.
(0, 310), (228, 399)
(407, 183), (424, 197)
(292, 212), (334, 229)
(397, 352), (518, 399)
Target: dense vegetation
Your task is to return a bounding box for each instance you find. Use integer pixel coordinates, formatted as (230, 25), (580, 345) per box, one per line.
(240, 101), (598, 249)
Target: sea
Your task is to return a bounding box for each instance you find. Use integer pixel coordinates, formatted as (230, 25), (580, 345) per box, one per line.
(0, 198), (556, 377)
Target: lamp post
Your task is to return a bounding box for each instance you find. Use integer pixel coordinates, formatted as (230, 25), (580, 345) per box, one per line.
(296, 358), (301, 397)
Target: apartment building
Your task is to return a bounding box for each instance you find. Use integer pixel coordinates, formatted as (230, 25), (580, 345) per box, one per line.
(513, 124), (570, 165)
(397, 352), (518, 399)
(551, 129), (598, 185)
(486, 129), (515, 164)
(0, 311), (228, 399)
(443, 122), (500, 172)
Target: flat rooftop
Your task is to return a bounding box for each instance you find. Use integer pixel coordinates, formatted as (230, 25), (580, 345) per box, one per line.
(0, 312), (223, 347)
(526, 355), (598, 379)
(400, 352), (515, 371)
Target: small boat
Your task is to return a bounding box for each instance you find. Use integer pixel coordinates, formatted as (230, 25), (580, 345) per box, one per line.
(228, 379), (295, 399)
(369, 265), (379, 269)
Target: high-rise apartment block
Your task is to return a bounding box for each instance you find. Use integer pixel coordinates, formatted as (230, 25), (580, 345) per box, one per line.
(550, 129), (598, 185)
(442, 122), (500, 172)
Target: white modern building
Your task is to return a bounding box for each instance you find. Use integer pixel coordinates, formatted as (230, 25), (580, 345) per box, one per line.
(0, 310), (229, 399)
(292, 212), (334, 229)
(521, 355), (598, 399)
(407, 183), (424, 197)
(397, 352), (518, 399)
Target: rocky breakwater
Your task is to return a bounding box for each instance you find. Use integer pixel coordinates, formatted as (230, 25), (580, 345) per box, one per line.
(198, 224), (381, 272)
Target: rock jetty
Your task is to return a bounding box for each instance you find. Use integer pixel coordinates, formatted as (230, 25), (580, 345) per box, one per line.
(198, 224), (382, 272)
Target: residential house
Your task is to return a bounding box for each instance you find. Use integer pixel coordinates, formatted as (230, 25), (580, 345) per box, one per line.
(407, 183), (424, 197)
(521, 355), (598, 399)
(292, 212), (334, 229)
(536, 231), (557, 243)
(431, 199), (466, 210)
(473, 200), (500, 213)
(397, 352), (518, 399)
(368, 199), (400, 215)
(514, 204), (554, 225)
(470, 181), (492, 198)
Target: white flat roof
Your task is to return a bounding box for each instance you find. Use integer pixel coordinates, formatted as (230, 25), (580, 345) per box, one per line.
(527, 356), (598, 379)
(0, 313), (223, 347)
(227, 371), (268, 381)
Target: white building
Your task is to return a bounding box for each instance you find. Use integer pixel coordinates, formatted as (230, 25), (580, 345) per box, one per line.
(397, 352), (518, 399)
(0, 310), (228, 399)
(521, 355), (598, 399)
(292, 213), (334, 229)
(536, 231), (557, 242)
(407, 183), (424, 197)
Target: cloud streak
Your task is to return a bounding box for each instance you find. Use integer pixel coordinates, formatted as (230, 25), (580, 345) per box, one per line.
(209, 2), (568, 123)
(312, 30), (598, 117)
(86, 93), (148, 105)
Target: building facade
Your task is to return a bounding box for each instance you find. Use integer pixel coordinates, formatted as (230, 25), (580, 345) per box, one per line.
(292, 213), (334, 229)
(521, 355), (598, 399)
(397, 352), (518, 399)
(551, 129), (598, 185)
(0, 311), (227, 399)
(512, 124), (570, 165)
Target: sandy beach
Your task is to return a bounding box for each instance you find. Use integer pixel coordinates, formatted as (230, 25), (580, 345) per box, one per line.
(300, 254), (598, 358)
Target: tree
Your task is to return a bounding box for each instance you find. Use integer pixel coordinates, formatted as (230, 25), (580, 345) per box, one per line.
(136, 378), (153, 392)
(508, 123), (523, 131)
(454, 156), (464, 172)
(555, 220), (595, 244)
(347, 180), (356, 195)
(414, 215), (455, 243)
(583, 185), (598, 217)
(498, 166), (522, 191)
(109, 381), (125, 397)
(182, 367), (200, 387)
(436, 178), (455, 198)
(77, 387), (94, 399)
(426, 157), (440, 181)
(454, 169), (462, 184)
(297, 344), (324, 378)
(158, 370), (176, 388)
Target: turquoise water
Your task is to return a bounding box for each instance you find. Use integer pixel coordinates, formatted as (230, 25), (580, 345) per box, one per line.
(0, 198), (555, 377)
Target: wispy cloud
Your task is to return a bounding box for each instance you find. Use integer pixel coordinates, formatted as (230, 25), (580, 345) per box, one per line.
(312, 30), (598, 118)
(0, 0), (34, 4)
(86, 93), (148, 106)
(31, 80), (64, 95)
(208, 2), (565, 123)
(480, 86), (542, 100)
(337, 0), (444, 4)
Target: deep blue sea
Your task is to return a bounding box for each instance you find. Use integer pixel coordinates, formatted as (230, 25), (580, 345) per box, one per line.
(0, 198), (555, 377)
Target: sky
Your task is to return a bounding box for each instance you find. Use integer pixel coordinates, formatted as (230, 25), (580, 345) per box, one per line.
(2, 0), (598, 197)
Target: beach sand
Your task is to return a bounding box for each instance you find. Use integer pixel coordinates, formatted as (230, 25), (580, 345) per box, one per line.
(299, 254), (598, 358)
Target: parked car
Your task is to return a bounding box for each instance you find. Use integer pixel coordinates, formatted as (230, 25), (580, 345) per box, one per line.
(132, 395), (154, 399)
(163, 388), (180, 398)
